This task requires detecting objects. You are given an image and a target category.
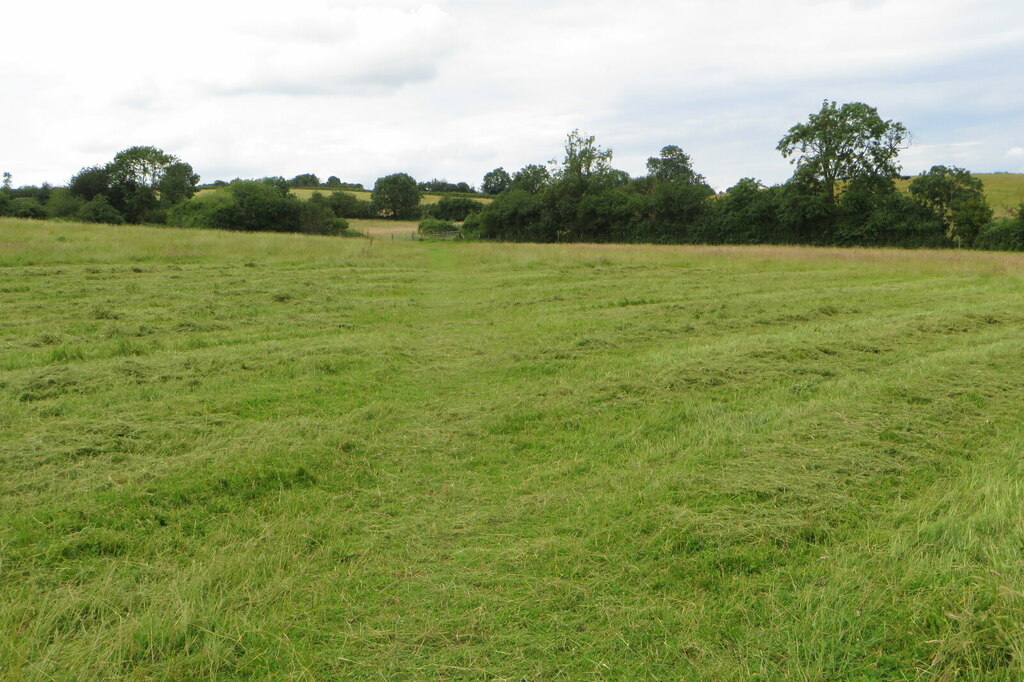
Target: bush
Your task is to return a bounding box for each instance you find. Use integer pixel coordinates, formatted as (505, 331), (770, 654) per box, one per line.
(167, 191), (235, 229)
(418, 217), (457, 235)
(76, 196), (125, 224)
(46, 188), (85, 219)
(974, 217), (1024, 251)
(427, 196), (485, 221)
(298, 200), (349, 235)
(313, 191), (375, 219)
(8, 197), (47, 219)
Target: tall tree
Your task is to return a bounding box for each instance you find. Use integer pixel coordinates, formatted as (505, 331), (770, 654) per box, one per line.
(909, 165), (993, 246)
(371, 173), (420, 219)
(158, 162), (201, 205)
(481, 167), (512, 195)
(646, 145), (706, 186)
(777, 100), (907, 204)
(555, 129), (613, 184)
(108, 146), (177, 188)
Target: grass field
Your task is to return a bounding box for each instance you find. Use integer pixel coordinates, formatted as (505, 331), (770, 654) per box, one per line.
(3, 217), (1024, 679)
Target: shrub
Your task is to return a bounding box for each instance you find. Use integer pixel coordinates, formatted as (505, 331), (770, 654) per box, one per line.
(418, 217), (457, 235)
(76, 196), (125, 224)
(298, 200), (349, 235)
(8, 197), (47, 219)
(46, 188), (85, 219)
(974, 217), (1024, 251)
(167, 191), (234, 229)
(427, 196), (485, 221)
(314, 191), (375, 219)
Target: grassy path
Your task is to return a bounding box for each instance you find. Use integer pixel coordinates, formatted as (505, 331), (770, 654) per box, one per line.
(2, 219), (1024, 678)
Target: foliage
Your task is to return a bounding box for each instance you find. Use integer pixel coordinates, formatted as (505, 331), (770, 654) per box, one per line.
(372, 173), (421, 219)
(510, 164), (551, 193)
(44, 188), (85, 219)
(288, 173), (320, 188)
(426, 196), (485, 221)
(68, 147), (197, 224)
(418, 217), (457, 235)
(158, 162), (200, 205)
(974, 213), (1024, 251)
(107, 146), (177, 188)
(418, 178), (475, 193)
(645, 145), (707, 186)
(909, 165), (993, 246)
(314, 191), (375, 219)
(6, 197), (47, 219)
(778, 100), (907, 204)
(481, 167), (512, 195)
(556, 129), (614, 186)
(76, 195), (126, 224)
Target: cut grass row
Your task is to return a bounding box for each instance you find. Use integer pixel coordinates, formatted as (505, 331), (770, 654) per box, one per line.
(2, 217), (1024, 678)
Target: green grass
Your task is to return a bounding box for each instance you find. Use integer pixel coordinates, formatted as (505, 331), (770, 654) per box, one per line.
(3, 217), (1024, 679)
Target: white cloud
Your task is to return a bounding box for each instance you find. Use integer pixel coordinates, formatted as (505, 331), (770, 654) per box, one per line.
(2, 0), (1023, 187)
(1007, 147), (1024, 159)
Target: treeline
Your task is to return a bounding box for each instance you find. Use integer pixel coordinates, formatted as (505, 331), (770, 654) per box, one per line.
(466, 101), (1024, 251)
(0, 152), (486, 236)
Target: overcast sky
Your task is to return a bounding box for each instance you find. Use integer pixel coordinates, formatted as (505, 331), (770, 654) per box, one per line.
(3, 0), (1022, 191)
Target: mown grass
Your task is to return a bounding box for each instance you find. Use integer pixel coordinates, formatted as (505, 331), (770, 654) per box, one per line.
(2, 217), (1024, 679)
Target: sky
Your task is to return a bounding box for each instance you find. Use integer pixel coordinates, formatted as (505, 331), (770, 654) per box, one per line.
(3, 0), (1022, 192)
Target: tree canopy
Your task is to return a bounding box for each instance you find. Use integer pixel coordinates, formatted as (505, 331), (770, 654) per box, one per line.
(371, 173), (420, 219)
(481, 167), (512, 195)
(777, 100), (907, 203)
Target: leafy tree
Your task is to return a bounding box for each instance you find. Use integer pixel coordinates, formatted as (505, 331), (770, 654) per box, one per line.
(646, 145), (706, 185)
(8, 197), (47, 219)
(289, 173), (320, 188)
(45, 188), (85, 219)
(2, 171), (11, 191)
(69, 165), (113, 201)
(481, 167), (512, 195)
(909, 165), (993, 246)
(427, 196), (485, 221)
(324, 176), (342, 188)
(371, 173), (420, 219)
(158, 162), (200, 205)
(777, 100), (907, 204)
(510, 164), (551, 193)
(555, 129), (613, 185)
(77, 195), (125, 224)
(108, 146), (177, 188)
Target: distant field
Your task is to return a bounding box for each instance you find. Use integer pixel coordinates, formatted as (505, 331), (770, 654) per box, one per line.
(3, 218), (1024, 679)
(288, 188), (492, 206)
(347, 218), (419, 238)
(895, 172), (1024, 217)
(195, 187), (492, 207)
